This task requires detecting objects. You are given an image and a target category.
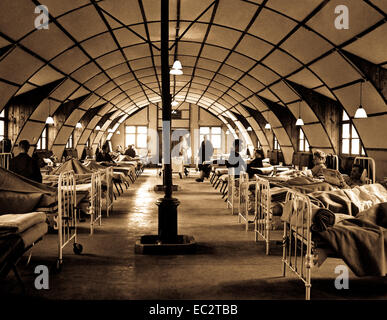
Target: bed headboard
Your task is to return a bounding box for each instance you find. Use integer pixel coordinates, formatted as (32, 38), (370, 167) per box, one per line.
(325, 154), (339, 171)
(354, 156), (376, 184)
(0, 152), (12, 170)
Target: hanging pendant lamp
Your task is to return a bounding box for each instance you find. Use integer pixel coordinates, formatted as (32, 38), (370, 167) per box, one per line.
(46, 98), (54, 125)
(354, 81), (367, 119)
(296, 100), (304, 126)
(170, 60), (183, 75)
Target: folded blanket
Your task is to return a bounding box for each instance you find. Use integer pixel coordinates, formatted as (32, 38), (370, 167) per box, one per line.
(311, 208), (335, 232)
(317, 203), (387, 277)
(0, 212), (46, 233)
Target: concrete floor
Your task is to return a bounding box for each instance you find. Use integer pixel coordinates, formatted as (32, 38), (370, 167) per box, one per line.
(1, 169), (386, 300)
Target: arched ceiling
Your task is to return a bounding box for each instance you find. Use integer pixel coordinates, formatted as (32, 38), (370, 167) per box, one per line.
(0, 0), (386, 160)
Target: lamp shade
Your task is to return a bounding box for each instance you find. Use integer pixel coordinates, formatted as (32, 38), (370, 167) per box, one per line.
(247, 126), (252, 131)
(354, 105), (367, 119)
(116, 130), (120, 135)
(95, 125), (101, 131)
(171, 100), (179, 107)
(172, 60), (182, 70)
(170, 68), (183, 75)
(295, 118), (304, 126)
(264, 123), (271, 129)
(45, 116), (54, 125)
(75, 122), (82, 129)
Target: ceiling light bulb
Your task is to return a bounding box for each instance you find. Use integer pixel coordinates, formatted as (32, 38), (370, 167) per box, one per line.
(46, 116), (54, 125)
(75, 122), (82, 129)
(247, 126), (252, 131)
(172, 60), (182, 70)
(354, 105), (367, 119)
(295, 118), (304, 126)
(265, 123), (271, 130)
(95, 125), (101, 131)
(171, 100), (179, 107)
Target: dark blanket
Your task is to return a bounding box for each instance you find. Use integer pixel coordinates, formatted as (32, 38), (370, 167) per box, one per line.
(316, 202), (387, 277)
(311, 208), (335, 232)
(0, 167), (57, 214)
(51, 159), (93, 175)
(283, 176), (334, 194)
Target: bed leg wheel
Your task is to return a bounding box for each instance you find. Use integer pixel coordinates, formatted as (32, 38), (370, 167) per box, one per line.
(55, 260), (63, 273)
(73, 243), (83, 255)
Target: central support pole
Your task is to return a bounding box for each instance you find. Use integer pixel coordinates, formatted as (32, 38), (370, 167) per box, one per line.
(157, 0), (179, 243)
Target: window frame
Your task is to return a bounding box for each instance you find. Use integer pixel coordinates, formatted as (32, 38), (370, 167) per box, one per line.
(298, 128), (310, 152)
(66, 132), (74, 149)
(0, 109), (6, 142)
(273, 135), (280, 151)
(36, 126), (48, 150)
(125, 125), (148, 149)
(340, 110), (365, 156)
(199, 126), (222, 149)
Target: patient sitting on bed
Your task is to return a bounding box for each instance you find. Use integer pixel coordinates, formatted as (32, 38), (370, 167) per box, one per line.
(344, 164), (364, 188)
(311, 150), (326, 178)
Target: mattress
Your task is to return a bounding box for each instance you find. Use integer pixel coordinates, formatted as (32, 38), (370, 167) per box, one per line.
(20, 221), (47, 247)
(0, 212), (46, 233)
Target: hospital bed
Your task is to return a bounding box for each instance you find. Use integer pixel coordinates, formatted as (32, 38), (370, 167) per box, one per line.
(281, 186), (387, 300)
(0, 211), (48, 290)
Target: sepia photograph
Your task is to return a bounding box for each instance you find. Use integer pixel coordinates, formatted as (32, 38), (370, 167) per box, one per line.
(0, 0), (386, 315)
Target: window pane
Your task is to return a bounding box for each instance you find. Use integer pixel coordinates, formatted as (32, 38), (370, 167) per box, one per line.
(37, 139), (41, 150)
(137, 134), (147, 148)
(299, 129), (304, 139)
(351, 125), (359, 138)
(212, 135), (221, 149)
(305, 140), (309, 152)
(361, 147), (365, 156)
(352, 139), (360, 155)
(126, 126), (135, 133)
(137, 126), (147, 134)
(199, 134), (205, 143)
(0, 110), (4, 117)
(342, 123), (350, 138)
(342, 110), (349, 121)
(299, 141), (304, 152)
(126, 134), (135, 146)
(211, 127), (221, 134)
(342, 139), (350, 154)
(200, 127), (210, 134)
(0, 121), (4, 136)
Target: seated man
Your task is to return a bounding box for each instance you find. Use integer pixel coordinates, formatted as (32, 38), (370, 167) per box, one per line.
(311, 150), (327, 178)
(344, 163), (364, 187)
(124, 144), (137, 158)
(246, 147), (264, 178)
(9, 140), (42, 183)
(96, 143), (114, 163)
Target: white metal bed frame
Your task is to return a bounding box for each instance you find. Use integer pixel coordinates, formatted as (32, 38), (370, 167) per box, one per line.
(57, 170), (82, 269)
(105, 167), (114, 217)
(281, 189), (313, 300)
(354, 156), (376, 184)
(0, 152), (12, 169)
(89, 171), (102, 235)
(238, 172), (255, 230)
(254, 176), (273, 255)
(227, 168), (239, 215)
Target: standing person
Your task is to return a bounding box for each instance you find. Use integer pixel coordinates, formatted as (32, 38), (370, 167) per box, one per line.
(9, 139), (42, 183)
(195, 135), (214, 182)
(226, 139), (247, 178)
(179, 134), (190, 177)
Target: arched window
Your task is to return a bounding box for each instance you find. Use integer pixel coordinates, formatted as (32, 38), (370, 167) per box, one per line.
(341, 111), (365, 156)
(298, 128), (309, 152)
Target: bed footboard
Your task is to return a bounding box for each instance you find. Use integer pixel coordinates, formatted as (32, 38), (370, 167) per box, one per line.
(282, 190), (313, 300)
(89, 171), (102, 235)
